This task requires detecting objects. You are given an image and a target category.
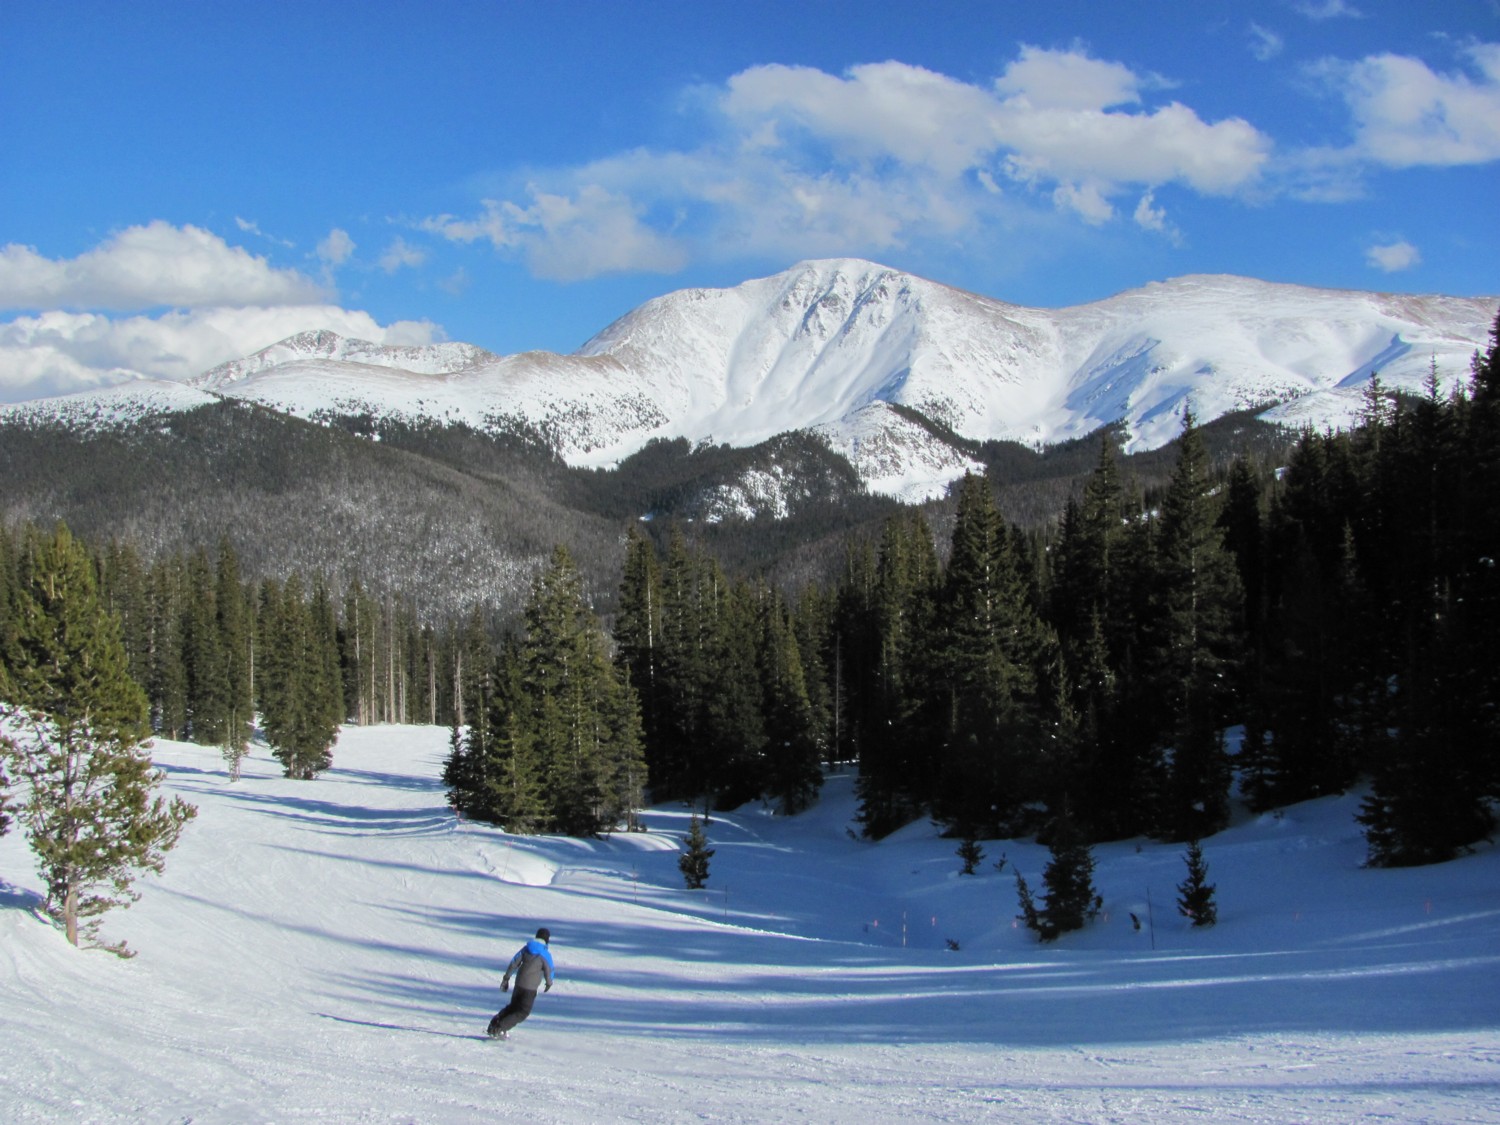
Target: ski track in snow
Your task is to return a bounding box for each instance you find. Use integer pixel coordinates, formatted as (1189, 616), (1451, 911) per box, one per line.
(2, 724), (1498, 1123)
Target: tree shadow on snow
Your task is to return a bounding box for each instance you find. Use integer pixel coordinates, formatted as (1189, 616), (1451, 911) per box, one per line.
(205, 786), (453, 834)
(330, 906), (1500, 1049)
(0, 876), (44, 914)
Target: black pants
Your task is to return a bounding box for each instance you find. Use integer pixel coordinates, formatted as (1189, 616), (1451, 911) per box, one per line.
(488, 987), (538, 1035)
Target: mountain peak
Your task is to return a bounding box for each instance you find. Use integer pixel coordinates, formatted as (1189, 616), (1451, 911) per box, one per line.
(12, 261), (1497, 503)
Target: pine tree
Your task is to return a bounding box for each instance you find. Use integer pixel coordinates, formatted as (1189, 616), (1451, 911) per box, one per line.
(441, 715), (483, 816)
(214, 541), (253, 779)
(182, 548), (226, 746)
(518, 546), (646, 836)
(854, 511), (940, 836)
(148, 558), (188, 739)
(1049, 434), (1125, 652)
(1148, 408), (1244, 840)
(1176, 839), (1217, 927)
(655, 529), (712, 798)
(0, 524), (195, 950)
(701, 575), (767, 809)
(792, 584), (840, 770)
(1014, 807), (1100, 942)
(1355, 344), (1495, 865)
(487, 642), (549, 833)
(615, 525), (665, 766)
(936, 473), (1057, 834)
(1218, 457), (1265, 645)
(260, 575), (340, 780)
(956, 835), (984, 875)
(97, 539), (151, 696)
(678, 812), (714, 889)
(758, 586), (821, 815)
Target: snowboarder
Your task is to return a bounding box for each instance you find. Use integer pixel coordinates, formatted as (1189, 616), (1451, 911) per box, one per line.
(487, 927), (555, 1039)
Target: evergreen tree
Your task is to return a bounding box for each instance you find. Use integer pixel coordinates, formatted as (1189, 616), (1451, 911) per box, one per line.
(441, 715), (484, 817)
(97, 539), (151, 696)
(182, 548), (226, 746)
(214, 541), (253, 779)
(259, 575), (340, 780)
(1147, 409), (1244, 840)
(956, 835), (984, 875)
(1014, 809), (1100, 942)
(834, 537), (879, 757)
(1218, 457), (1266, 645)
(615, 525), (665, 762)
(678, 812), (714, 889)
(518, 546), (646, 836)
(487, 641), (549, 832)
(792, 584), (840, 769)
(147, 558), (188, 739)
(0, 525), (195, 950)
(0, 522), (19, 672)
(655, 529), (712, 798)
(935, 474), (1056, 835)
(700, 574), (767, 809)
(758, 586), (821, 814)
(1176, 839), (1217, 927)
(452, 606), (494, 739)
(1355, 343), (1496, 864)
(854, 511), (940, 836)
(341, 578), (377, 726)
(1049, 434), (1125, 652)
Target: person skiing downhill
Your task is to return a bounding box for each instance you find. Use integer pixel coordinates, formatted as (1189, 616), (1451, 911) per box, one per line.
(487, 927), (555, 1039)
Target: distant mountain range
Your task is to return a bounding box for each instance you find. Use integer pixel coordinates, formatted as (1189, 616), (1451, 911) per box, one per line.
(7, 259), (1494, 504)
(1, 260), (1493, 621)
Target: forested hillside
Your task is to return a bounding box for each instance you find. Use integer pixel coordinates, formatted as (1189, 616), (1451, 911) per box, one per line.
(0, 389), (1291, 624)
(2, 313), (1495, 866)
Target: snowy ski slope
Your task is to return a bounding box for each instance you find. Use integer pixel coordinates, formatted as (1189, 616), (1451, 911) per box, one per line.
(2, 724), (1497, 1123)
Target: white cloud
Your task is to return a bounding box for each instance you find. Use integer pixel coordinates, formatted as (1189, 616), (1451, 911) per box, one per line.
(317, 228), (357, 267)
(1322, 43), (1500, 168)
(0, 222), (326, 311)
(0, 305), (442, 403)
(1293, 0), (1363, 19)
(1052, 182), (1115, 225)
(235, 217), (295, 248)
(1133, 190), (1183, 244)
(379, 237), (427, 274)
(994, 45), (1151, 111)
(422, 51), (1271, 280)
(723, 61), (1010, 179)
(424, 184), (687, 281)
(1248, 23), (1285, 62)
(1365, 238), (1421, 272)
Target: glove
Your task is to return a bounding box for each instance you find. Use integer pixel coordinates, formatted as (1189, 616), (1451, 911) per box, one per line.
(544, 981), (552, 992)
(501, 981), (510, 993)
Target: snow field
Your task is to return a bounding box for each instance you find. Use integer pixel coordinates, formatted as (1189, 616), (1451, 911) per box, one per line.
(1, 723), (1498, 1123)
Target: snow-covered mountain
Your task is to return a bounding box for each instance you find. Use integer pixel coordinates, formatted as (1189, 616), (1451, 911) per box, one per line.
(7, 260), (1496, 502)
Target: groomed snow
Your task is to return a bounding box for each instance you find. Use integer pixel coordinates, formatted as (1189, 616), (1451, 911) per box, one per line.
(2, 724), (1497, 1123)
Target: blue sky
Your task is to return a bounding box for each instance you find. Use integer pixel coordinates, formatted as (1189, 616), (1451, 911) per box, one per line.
(2, 0), (1497, 400)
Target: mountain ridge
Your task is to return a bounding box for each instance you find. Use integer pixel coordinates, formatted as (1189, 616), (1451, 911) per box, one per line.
(5, 258), (1495, 503)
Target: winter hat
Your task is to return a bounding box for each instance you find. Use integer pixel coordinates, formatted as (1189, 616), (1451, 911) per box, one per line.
(535, 927), (551, 944)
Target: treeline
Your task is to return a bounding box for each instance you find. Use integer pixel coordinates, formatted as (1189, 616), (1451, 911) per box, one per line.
(0, 533), (490, 780)
(607, 313), (1500, 866)
(4, 315), (1495, 868)
(443, 546), (647, 837)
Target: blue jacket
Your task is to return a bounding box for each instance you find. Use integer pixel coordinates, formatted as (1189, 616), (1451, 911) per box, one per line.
(504, 938), (555, 992)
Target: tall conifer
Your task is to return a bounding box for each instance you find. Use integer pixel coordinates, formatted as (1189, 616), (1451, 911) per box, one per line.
(0, 525), (195, 949)
(1148, 409), (1243, 840)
